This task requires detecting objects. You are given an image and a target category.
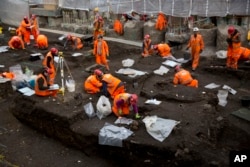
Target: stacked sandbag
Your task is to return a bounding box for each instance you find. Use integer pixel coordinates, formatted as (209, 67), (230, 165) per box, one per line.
(143, 20), (166, 44)
(123, 20), (144, 41)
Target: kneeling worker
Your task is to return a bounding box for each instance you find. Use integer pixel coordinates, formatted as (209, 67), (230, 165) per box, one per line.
(84, 70), (103, 94)
(112, 93), (141, 119)
(173, 65), (198, 88)
(36, 34), (48, 49)
(8, 36), (25, 50)
(64, 34), (83, 50)
(35, 68), (58, 97)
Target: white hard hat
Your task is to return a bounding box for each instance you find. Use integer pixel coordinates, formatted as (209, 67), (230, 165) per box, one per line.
(193, 27), (199, 32)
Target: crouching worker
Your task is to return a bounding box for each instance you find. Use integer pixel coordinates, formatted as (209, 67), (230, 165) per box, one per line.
(36, 34), (48, 49)
(35, 68), (58, 97)
(94, 69), (125, 99)
(64, 34), (83, 50)
(8, 36), (25, 50)
(84, 70), (103, 94)
(173, 65), (198, 88)
(112, 93), (141, 119)
(153, 43), (176, 60)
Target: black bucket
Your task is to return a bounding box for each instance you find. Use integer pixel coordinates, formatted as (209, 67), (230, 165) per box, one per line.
(240, 96), (250, 107)
(183, 52), (191, 60)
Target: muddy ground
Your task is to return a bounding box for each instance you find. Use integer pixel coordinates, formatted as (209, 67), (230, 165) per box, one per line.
(0, 23), (250, 167)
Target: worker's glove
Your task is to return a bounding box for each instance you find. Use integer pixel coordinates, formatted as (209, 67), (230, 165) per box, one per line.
(200, 49), (203, 53)
(118, 109), (122, 115)
(11, 47), (15, 50)
(107, 54), (109, 57)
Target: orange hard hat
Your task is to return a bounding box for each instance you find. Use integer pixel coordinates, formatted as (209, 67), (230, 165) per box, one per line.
(94, 69), (103, 76)
(50, 47), (58, 55)
(144, 34), (150, 39)
(228, 26), (235, 35)
(130, 94), (138, 104)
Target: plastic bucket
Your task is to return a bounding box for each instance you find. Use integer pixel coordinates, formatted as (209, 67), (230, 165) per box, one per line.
(240, 96), (250, 107)
(66, 79), (75, 92)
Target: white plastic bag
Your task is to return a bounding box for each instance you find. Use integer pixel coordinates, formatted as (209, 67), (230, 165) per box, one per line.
(84, 102), (96, 118)
(96, 95), (112, 120)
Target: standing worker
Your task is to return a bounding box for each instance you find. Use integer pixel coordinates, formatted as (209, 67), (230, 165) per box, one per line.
(36, 34), (48, 49)
(93, 35), (110, 71)
(141, 34), (153, 57)
(64, 34), (83, 50)
(93, 7), (104, 40)
(84, 71), (103, 94)
(8, 36), (25, 50)
(94, 69), (125, 99)
(226, 26), (242, 69)
(173, 65), (198, 88)
(30, 14), (39, 42)
(186, 27), (204, 71)
(35, 68), (58, 97)
(112, 93), (141, 119)
(42, 48), (58, 85)
(19, 16), (31, 45)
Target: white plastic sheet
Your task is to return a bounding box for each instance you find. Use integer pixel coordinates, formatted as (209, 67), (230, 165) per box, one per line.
(115, 68), (148, 78)
(142, 116), (180, 142)
(153, 65), (169, 75)
(99, 122), (133, 147)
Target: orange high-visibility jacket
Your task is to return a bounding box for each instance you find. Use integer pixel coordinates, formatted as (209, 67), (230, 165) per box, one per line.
(93, 39), (109, 56)
(35, 74), (49, 96)
(240, 47), (250, 60)
(19, 19), (31, 44)
(157, 43), (171, 57)
(142, 39), (153, 56)
(227, 31), (241, 69)
(42, 52), (56, 85)
(112, 93), (131, 117)
(173, 69), (198, 88)
(30, 17), (39, 41)
(155, 12), (167, 30)
(84, 74), (103, 94)
(113, 19), (123, 35)
(8, 36), (25, 49)
(102, 74), (125, 98)
(36, 34), (48, 49)
(70, 36), (83, 50)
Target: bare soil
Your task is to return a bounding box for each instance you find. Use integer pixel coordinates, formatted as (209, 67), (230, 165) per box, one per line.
(1, 23), (250, 167)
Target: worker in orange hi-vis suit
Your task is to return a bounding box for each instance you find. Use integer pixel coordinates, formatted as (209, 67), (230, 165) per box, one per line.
(113, 19), (123, 35)
(94, 69), (125, 99)
(8, 36), (25, 50)
(186, 27), (204, 71)
(93, 35), (110, 70)
(153, 43), (177, 60)
(155, 12), (167, 30)
(93, 7), (104, 40)
(36, 34), (48, 49)
(226, 26), (242, 69)
(64, 34), (83, 50)
(19, 16), (31, 45)
(240, 47), (250, 60)
(30, 14), (39, 42)
(84, 71), (103, 94)
(173, 65), (198, 88)
(141, 34), (153, 57)
(112, 93), (141, 119)
(35, 68), (58, 97)
(42, 48), (58, 85)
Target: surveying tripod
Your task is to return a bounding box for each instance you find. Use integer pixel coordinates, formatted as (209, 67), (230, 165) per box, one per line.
(56, 51), (74, 99)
